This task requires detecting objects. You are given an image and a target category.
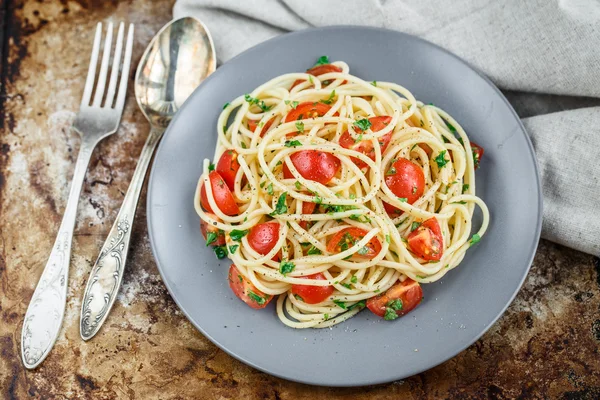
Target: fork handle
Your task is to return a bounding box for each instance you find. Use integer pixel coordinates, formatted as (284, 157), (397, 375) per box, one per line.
(21, 140), (95, 369)
(80, 125), (164, 340)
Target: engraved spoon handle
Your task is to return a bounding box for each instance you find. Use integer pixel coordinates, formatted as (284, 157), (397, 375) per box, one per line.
(21, 142), (95, 369)
(80, 126), (164, 340)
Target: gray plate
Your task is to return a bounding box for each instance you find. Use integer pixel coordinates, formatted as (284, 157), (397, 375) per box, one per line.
(147, 26), (542, 387)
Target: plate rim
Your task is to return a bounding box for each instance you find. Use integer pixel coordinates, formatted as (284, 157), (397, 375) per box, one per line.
(146, 25), (543, 386)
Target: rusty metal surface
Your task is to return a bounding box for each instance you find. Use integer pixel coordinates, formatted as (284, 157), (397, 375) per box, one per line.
(0, 1), (599, 398)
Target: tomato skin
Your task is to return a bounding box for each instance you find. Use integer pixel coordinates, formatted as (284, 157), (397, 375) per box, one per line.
(247, 117), (274, 137)
(200, 171), (239, 216)
(326, 227), (382, 259)
(282, 150), (341, 185)
(366, 279), (423, 318)
(291, 273), (335, 304)
(285, 102), (332, 123)
(291, 64), (343, 89)
(228, 264), (273, 309)
(216, 150), (241, 191)
(407, 217), (443, 261)
(339, 116), (392, 169)
(383, 158), (425, 217)
(471, 141), (484, 169)
(247, 221), (280, 256)
(200, 213), (225, 247)
(383, 201), (403, 219)
(299, 201), (317, 230)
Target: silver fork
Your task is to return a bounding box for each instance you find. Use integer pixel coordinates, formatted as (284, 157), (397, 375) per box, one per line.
(20, 22), (134, 369)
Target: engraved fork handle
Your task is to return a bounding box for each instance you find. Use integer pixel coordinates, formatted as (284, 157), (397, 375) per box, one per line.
(80, 126), (165, 340)
(21, 139), (95, 369)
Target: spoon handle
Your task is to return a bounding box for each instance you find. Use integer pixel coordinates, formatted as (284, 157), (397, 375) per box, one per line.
(80, 126), (164, 340)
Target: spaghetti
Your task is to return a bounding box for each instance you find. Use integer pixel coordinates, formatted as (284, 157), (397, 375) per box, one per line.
(194, 57), (489, 328)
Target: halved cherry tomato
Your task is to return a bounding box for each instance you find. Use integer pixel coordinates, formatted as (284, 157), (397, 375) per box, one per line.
(228, 264), (273, 309)
(326, 227), (382, 259)
(471, 141), (484, 169)
(282, 150), (341, 185)
(216, 150), (241, 190)
(247, 117), (274, 137)
(200, 171), (239, 216)
(298, 201), (317, 230)
(383, 158), (425, 217)
(285, 102), (332, 123)
(339, 116), (393, 169)
(407, 217), (443, 261)
(291, 64), (343, 89)
(366, 279), (423, 319)
(247, 221), (280, 256)
(291, 272), (335, 304)
(383, 201), (403, 219)
(200, 212), (225, 247)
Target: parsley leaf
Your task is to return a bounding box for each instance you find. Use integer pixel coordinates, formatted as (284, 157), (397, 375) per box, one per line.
(230, 229), (249, 241)
(320, 90), (336, 105)
(371, 81), (377, 87)
(270, 192), (288, 216)
(208, 163), (215, 172)
(469, 233), (481, 246)
(349, 214), (371, 223)
(228, 244), (239, 254)
(223, 102), (230, 110)
(434, 150), (449, 169)
(341, 283), (351, 289)
(244, 94), (272, 112)
(324, 313), (329, 320)
(384, 307), (398, 321)
(214, 245), (228, 259)
(307, 246), (322, 255)
(266, 183), (274, 196)
(206, 231), (218, 246)
(315, 55), (329, 65)
(386, 234), (391, 244)
(248, 291), (267, 305)
(351, 275), (358, 284)
(462, 184), (470, 193)
(357, 246), (370, 256)
(387, 299), (403, 311)
(347, 300), (366, 311)
(333, 300), (347, 309)
(353, 118), (372, 132)
(451, 201), (467, 205)
(398, 197), (408, 203)
(279, 261), (296, 276)
(445, 120), (457, 133)
(386, 166), (397, 176)
(411, 222), (421, 232)
(285, 139), (302, 147)
(295, 121), (304, 134)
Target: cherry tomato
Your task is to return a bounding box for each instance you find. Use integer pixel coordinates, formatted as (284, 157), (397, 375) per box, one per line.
(383, 201), (403, 219)
(291, 64), (343, 89)
(247, 221), (280, 256)
(200, 212), (225, 247)
(200, 171), (239, 216)
(282, 150), (341, 185)
(284, 102), (332, 123)
(383, 158), (425, 216)
(339, 116), (393, 169)
(228, 264), (273, 309)
(326, 227), (382, 259)
(407, 217), (443, 261)
(291, 273), (335, 304)
(471, 141), (484, 169)
(247, 117), (274, 137)
(298, 201), (317, 230)
(366, 279), (423, 319)
(216, 150), (241, 190)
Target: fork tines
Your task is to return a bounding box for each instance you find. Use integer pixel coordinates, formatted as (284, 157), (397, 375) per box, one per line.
(81, 22), (134, 110)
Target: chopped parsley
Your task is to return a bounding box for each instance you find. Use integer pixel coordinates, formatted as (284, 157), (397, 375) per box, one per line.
(294, 121), (304, 134)
(279, 261), (296, 276)
(244, 94), (272, 112)
(240, 142), (247, 149)
(462, 184), (470, 193)
(312, 191), (323, 204)
(386, 166), (397, 176)
(349, 214), (371, 223)
(333, 299), (347, 309)
(416, 275), (427, 279)
(208, 163), (215, 172)
(445, 120), (457, 133)
(357, 246), (370, 256)
(349, 193), (356, 199)
(285, 139), (302, 147)
(228, 244), (239, 254)
(412, 186), (418, 194)
(324, 314), (329, 320)
(451, 201), (467, 205)
(294, 294), (304, 302)
(229, 229), (249, 241)
(320, 90), (336, 105)
(347, 300), (366, 311)
(341, 283), (351, 289)
(214, 245), (227, 259)
(387, 298), (403, 311)
(260, 181), (266, 188)
(206, 231), (218, 246)
(270, 192), (288, 216)
(469, 233), (481, 246)
(434, 150), (449, 169)
(248, 291), (267, 305)
(295, 181), (301, 190)
(385, 234), (391, 244)
(223, 102), (230, 110)
(384, 307), (398, 321)
(264, 183), (273, 196)
(371, 81), (377, 87)
(315, 55), (329, 65)
(307, 246), (322, 255)
(398, 197), (408, 202)
(353, 118), (372, 132)
(285, 100), (299, 109)
(411, 221), (421, 232)
(351, 275), (358, 284)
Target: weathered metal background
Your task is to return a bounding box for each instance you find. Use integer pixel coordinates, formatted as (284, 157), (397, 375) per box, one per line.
(0, 1), (599, 398)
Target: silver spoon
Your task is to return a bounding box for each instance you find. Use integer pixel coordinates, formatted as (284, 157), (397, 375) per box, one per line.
(79, 17), (216, 340)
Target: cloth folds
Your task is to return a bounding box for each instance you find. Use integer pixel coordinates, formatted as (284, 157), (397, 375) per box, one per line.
(174, 0), (600, 256)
